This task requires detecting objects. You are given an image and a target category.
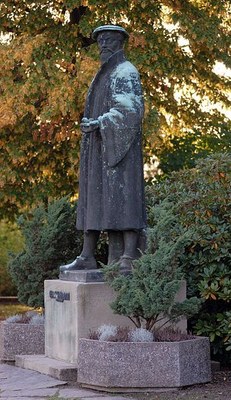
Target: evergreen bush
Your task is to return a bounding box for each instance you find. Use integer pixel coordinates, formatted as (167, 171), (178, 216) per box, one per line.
(103, 213), (201, 332)
(145, 152), (231, 362)
(9, 197), (108, 308)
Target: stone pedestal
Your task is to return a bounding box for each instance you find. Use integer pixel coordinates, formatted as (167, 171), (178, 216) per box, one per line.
(45, 273), (187, 365)
(44, 278), (133, 364)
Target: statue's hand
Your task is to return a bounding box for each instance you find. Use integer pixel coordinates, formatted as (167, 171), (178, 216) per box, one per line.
(80, 118), (99, 133)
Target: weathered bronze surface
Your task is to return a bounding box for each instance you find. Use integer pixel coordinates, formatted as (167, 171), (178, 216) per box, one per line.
(60, 25), (146, 273)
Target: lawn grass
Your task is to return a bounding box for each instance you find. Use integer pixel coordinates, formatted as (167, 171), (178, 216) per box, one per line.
(0, 301), (33, 321)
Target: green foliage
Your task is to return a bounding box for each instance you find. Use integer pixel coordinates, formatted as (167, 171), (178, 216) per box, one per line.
(0, 0), (230, 218)
(103, 214), (201, 332)
(195, 312), (231, 353)
(9, 198), (81, 307)
(0, 220), (24, 295)
(145, 152), (231, 362)
(8, 196), (108, 307)
(8, 197), (82, 308)
(155, 128), (231, 175)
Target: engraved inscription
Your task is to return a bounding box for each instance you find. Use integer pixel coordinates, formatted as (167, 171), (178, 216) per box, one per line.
(49, 290), (70, 303)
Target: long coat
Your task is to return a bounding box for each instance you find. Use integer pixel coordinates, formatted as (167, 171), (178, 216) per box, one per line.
(76, 50), (146, 231)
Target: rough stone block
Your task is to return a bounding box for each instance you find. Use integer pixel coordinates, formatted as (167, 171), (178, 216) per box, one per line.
(0, 322), (44, 361)
(78, 337), (211, 390)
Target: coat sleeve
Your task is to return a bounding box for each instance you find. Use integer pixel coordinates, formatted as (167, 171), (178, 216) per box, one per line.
(98, 63), (144, 168)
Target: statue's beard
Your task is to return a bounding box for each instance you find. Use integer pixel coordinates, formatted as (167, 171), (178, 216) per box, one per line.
(100, 49), (113, 63)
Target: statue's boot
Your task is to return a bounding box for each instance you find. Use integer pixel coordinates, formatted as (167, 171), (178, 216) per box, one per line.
(119, 255), (134, 270)
(60, 255), (97, 272)
(119, 230), (138, 270)
(108, 231), (123, 265)
(60, 230), (99, 273)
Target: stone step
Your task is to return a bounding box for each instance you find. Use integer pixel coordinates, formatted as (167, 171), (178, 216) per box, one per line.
(15, 354), (77, 381)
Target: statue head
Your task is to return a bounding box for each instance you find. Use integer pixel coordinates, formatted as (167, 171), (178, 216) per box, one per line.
(92, 25), (129, 64)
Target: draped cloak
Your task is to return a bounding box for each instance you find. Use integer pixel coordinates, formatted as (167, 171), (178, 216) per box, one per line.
(76, 50), (147, 231)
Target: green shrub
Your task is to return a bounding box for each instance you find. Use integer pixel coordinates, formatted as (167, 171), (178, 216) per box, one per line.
(0, 220), (24, 296)
(103, 223), (201, 332)
(155, 127), (231, 175)
(9, 197), (108, 308)
(145, 152), (231, 362)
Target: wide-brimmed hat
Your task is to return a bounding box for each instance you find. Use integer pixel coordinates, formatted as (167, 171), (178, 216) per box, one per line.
(92, 25), (129, 41)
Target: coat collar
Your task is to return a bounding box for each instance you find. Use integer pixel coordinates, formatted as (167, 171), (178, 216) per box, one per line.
(84, 50), (127, 117)
(99, 49), (127, 73)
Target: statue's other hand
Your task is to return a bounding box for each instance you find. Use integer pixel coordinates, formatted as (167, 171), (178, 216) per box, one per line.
(80, 119), (99, 133)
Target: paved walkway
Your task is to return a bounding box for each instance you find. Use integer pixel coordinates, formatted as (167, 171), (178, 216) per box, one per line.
(0, 363), (131, 400)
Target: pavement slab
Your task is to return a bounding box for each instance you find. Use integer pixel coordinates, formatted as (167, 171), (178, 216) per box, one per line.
(0, 396), (51, 399)
(0, 363), (67, 391)
(0, 363), (132, 400)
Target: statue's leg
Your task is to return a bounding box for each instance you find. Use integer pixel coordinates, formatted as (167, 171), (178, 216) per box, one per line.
(137, 229), (147, 255)
(120, 230), (139, 270)
(60, 230), (100, 272)
(81, 230), (100, 259)
(107, 231), (124, 264)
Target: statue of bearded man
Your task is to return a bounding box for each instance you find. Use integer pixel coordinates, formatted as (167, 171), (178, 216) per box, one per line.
(60, 25), (146, 273)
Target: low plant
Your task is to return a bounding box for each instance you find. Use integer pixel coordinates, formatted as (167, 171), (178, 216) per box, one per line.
(129, 327), (154, 342)
(154, 327), (194, 342)
(89, 325), (130, 342)
(97, 324), (118, 341)
(5, 311), (44, 325)
(89, 325), (194, 343)
(0, 302), (32, 321)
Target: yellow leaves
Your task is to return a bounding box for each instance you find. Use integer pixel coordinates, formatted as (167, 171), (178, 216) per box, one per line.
(58, 61), (77, 75)
(46, 80), (76, 118)
(151, 54), (158, 62)
(129, 33), (147, 49)
(79, 55), (99, 80)
(0, 99), (17, 129)
(0, 93), (36, 129)
(213, 171), (227, 182)
(39, 55), (97, 122)
(0, 48), (15, 74)
(219, 172), (225, 178)
(11, 34), (47, 67)
(42, 168), (52, 178)
(212, 242), (218, 250)
(55, 127), (79, 142)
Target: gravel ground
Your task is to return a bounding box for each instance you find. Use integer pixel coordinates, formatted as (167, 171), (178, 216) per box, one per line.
(133, 370), (231, 400)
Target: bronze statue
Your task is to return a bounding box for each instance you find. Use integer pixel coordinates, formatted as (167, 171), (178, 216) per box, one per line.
(60, 25), (146, 272)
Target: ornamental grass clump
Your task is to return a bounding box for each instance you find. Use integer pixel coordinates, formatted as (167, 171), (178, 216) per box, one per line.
(5, 311), (44, 325)
(89, 325), (131, 342)
(89, 325), (194, 343)
(90, 325), (155, 342)
(97, 324), (117, 341)
(129, 328), (154, 342)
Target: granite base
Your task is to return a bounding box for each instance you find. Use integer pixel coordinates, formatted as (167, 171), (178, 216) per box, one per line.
(78, 337), (211, 390)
